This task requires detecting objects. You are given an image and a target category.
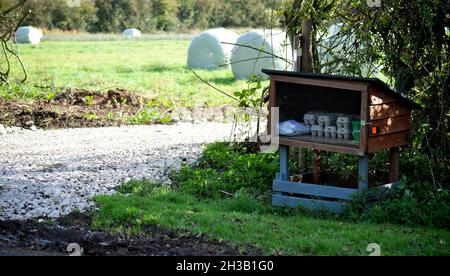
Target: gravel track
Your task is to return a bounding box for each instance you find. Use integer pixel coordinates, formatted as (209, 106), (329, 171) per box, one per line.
(0, 123), (231, 220)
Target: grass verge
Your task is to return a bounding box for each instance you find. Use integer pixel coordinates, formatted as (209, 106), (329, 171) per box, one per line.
(91, 141), (450, 256)
(93, 182), (450, 256)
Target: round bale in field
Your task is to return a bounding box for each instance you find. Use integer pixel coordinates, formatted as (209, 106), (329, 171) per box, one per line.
(36, 28), (43, 39)
(230, 30), (292, 79)
(187, 28), (239, 69)
(122, 28), (142, 38)
(15, 26), (42, 45)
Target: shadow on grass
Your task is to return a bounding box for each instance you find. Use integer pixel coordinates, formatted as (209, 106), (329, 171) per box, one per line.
(142, 64), (186, 73)
(205, 76), (237, 85)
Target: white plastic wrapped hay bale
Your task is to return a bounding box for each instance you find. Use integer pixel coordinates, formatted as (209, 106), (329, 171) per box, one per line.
(122, 28), (142, 38)
(36, 28), (43, 39)
(15, 26), (41, 45)
(187, 28), (239, 69)
(230, 30), (292, 79)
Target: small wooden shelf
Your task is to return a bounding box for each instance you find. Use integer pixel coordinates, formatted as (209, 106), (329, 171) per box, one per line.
(280, 134), (362, 156)
(263, 69), (420, 213)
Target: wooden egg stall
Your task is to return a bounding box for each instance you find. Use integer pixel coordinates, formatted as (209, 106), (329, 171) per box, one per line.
(263, 69), (421, 213)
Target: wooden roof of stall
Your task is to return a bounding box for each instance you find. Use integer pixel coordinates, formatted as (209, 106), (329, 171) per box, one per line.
(262, 69), (421, 110)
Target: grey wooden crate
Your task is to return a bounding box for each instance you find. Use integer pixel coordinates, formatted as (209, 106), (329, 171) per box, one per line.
(273, 180), (357, 200)
(272, 194), (347, 213)
(272, 180), (400, 213)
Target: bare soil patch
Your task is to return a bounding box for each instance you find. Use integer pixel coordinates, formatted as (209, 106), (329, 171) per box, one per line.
(0, 88), (236, 129)
(0, 88), (154, 129)
(0, 212), (261, 256)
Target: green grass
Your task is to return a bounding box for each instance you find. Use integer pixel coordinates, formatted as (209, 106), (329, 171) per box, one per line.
(91, 143), (450, 255)
(9, 37), (248, 107)
(93, 185), (450, 256)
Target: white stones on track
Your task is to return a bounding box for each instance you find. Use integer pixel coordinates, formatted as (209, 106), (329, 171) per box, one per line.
(0, 123), (231, 220)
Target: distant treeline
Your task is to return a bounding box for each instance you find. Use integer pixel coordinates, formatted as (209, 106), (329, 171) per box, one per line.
(22, 0), (274, 32)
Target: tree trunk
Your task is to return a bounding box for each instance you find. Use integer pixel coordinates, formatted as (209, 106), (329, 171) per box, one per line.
(301, 19), (313, 73)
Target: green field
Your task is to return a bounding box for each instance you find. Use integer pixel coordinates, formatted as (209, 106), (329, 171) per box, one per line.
(13, 37), (247, 107)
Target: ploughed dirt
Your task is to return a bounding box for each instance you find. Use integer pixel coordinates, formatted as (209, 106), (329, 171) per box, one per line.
(0, 212), (262, 256)
(0, 88), (159, 129)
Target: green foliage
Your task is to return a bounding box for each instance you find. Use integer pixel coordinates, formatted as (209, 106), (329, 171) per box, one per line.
(297, 148), (450, 229)
(345, 148), (450, 230)
(84, 95), (94, 106)
(45, 91), (56, 101)
(175, 142), (450, 230)
(126, 107), (171, 124)
(281, 0), (449, 187)
(91, 143), (450, 255)
(152, 0), (179, 31)
(347, 180), (450, 230)
(24, 0), (97, 32)
(23, 0), (273, 33)
(0, 81), (53, 101)
(115, 179), (164, 196)
(93, 180), (450, 255)
(177, 0), (195, 28)
(82, 112), (99, 120)
(229, 75), (269, 142)
(321, 153), (358, 180)
(171, 142), (278, 198)
(289, 149), (388, 182)
(233, 75), (266, 109)
(343, 0), (449, 185)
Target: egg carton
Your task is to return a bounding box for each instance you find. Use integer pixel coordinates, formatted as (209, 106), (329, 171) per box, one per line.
(336, 116), (352, 129)
(317, 113), (339, 127)
(310, 125), (324, 137)
(303, 113), (317, 125)
(324, 126), (337, 138)
(337, 128), (351, 140)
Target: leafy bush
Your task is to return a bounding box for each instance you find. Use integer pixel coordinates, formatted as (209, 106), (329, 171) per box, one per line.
(347, 179), (450, 229)
(23, 0), (273, 33)
(289, 149), (389, 182)
(171, 142), (278, 198)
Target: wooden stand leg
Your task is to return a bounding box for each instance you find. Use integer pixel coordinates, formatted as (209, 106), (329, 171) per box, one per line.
(389, 147), (400, 183)
(313, 150), (321, 184)
(358, 155), (369, 190)
(280, 145), (290, 181)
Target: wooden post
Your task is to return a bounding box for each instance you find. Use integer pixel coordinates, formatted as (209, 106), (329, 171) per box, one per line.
(389, 147), (400, 183)
(301, 19), (313, 73)
(358, 155), (369, 190)
(296, 35), (302, 72)
(300, 18), (320, 182)
(280, 145), (290, 181)
(294, 35), (307, 173)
